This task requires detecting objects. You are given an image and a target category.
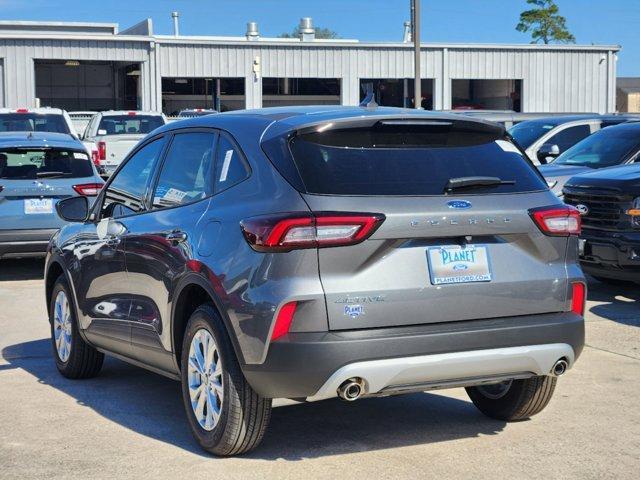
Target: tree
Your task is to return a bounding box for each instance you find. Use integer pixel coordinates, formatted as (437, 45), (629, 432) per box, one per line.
(279, 26), (340, 39)
(516, 0), (575, 44)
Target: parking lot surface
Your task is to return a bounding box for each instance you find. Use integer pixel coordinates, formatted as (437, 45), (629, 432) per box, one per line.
(0, 259), (638, 479)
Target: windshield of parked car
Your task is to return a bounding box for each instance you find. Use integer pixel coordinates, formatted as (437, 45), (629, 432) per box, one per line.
(0, 148), (93, 179)
(97, 115), (164, 135)
(508, 120), (557, 149)
(286, 121), (546, 195)
(552, 128), (640, 168)
(0, 113), (71, 134)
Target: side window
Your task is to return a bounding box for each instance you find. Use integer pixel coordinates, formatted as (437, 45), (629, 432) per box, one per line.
(214, 133), (250, 193)
(152, 132), (216, 209)
(101, 138), (164, 218)
(547, 124), (591, 152)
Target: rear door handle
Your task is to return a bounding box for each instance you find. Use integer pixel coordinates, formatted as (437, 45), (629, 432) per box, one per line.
(166, 231), (187, 244)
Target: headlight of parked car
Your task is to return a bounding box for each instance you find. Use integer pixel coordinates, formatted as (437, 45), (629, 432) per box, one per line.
(628, 197), (640, 227)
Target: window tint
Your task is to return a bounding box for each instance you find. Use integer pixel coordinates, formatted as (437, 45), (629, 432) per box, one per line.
(546, 124), (591, 152)
(553, 127), (640, 168)
(508, 121), (556, 149)
(0, 149), (92, 179)
(213, 134), (249, 193)
(286, 124), (546, 196)
(152, 132), (215, 209)
(98, 115), (165, 135)
(101, 138), (164, 218)
(0, 113), (71, 134)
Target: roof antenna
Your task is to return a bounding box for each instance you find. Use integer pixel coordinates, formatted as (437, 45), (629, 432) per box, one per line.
(359, 82), (378, 109)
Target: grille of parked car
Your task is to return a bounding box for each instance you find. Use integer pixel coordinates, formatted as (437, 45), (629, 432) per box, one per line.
(564, 187), (634, 230)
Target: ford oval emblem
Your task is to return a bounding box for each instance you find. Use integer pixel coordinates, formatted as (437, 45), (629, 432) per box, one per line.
(447, 200), (472, 209)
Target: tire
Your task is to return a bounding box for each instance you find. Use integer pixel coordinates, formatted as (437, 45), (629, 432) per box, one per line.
(49, 274), (104, 379)
(180, 304), (272, 456)
(465, 375), (557, 421)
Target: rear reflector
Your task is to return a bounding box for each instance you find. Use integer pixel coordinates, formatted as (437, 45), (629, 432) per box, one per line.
(529, 205), (581, 236)
(72, 183), (103, 196)
(241, 213), (385, 252)
(271, 302), (297, 341)
(571, 282), (586, 316)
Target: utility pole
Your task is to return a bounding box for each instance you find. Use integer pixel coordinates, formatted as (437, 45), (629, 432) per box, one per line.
(411, 0), (421, 109)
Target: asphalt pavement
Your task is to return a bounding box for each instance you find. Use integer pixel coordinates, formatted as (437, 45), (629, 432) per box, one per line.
(0, 258), (638, 479)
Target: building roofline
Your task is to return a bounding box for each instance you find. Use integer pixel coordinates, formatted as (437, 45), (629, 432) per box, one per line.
(0, 20), (119, 33)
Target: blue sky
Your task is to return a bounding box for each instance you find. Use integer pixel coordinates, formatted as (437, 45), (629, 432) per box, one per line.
(2, 0), (639, 75)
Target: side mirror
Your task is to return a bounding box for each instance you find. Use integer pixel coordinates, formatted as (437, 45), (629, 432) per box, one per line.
(56, 196), (89, 223)
(537, 144), (560, 164)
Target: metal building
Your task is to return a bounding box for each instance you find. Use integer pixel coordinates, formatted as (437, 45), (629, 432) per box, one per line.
(0, 17), (620, 114)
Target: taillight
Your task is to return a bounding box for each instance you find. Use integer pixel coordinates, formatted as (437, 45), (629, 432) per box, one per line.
(529, 205), (581, 236)
(15, 108), (29, 113)
(97, 141), (106, 161)
(72, 183), (103, 196)
(91, 149), (100, 166)
(240, 213), (385, 252)
(571, 282), (586, 316)
(271, 301), (297, 341)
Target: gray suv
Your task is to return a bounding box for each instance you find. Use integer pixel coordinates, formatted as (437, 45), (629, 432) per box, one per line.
(45, 106), (586, 456)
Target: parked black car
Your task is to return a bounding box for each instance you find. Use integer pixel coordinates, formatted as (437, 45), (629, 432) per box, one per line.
(564, 164), (640, 284)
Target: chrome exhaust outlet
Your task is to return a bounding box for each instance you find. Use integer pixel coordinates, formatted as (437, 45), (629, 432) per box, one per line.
(337, 378), (365, 401)
(551, 359), (568, 376)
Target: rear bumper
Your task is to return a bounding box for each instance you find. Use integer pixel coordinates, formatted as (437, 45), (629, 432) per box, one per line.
(0, 229), (58, 258)
(579, 228), (640, 282)
(242, 312), (584, 399)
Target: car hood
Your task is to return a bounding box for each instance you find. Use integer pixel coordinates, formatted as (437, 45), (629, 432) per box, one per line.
(538, 164), (593, 179)
(565, 164), (640, 191)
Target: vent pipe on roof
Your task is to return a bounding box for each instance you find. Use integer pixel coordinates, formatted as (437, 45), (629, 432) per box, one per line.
(171, 11), (180, 37)
(246, 21), (259, 40)
(403, 21), (412, 43)
(299, 17), (315, 41)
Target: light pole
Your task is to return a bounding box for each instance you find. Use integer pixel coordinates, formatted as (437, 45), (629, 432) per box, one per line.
(411, 0), (421, 109)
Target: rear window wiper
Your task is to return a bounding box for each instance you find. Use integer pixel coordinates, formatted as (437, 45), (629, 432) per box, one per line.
(445, 176), (515, 193)
(36, 171), (70, 179)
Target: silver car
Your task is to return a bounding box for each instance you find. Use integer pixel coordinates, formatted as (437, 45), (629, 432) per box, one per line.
(45, 106), (586, 456)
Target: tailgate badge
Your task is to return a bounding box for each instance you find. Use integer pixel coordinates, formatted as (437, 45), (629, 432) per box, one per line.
(447, 200), (472, 209)
(343, 305), (364, 318)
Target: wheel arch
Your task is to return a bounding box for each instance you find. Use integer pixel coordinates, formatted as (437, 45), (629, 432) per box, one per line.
(171, 273), (245, 372)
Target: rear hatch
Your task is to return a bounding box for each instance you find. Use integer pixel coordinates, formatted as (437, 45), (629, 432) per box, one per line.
(0, 147), (97, 229)
(268, 117), (571, 330)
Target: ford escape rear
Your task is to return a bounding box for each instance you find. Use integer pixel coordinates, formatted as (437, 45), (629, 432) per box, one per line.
(44, 107), (586, 456)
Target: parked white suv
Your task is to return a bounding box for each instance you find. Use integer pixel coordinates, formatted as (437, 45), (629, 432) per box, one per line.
(0, 107), (78, 139)
(82, 111), (166, 176)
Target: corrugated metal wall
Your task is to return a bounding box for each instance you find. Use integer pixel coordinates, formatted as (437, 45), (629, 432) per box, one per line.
(0, 35), (619, 113)
(0, 38), (150, 108)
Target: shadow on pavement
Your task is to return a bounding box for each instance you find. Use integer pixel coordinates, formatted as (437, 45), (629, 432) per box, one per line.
(0, 258), (45, 281)
(2, 338), (506, 459)
(586, 277), (639, 328)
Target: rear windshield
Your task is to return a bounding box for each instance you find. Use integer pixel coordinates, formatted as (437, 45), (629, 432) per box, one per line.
(552, 127), (640, 168)
(0, 149), (93, 179)
(286, 122), (546, 196)
(508, 120), (558, 149)
(0, 113), (71, 134)
(98, 115), (164, 135)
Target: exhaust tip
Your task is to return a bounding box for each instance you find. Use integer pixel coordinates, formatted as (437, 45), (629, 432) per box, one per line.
(552, 359), (568, 376)
(337, 378), (365, 401)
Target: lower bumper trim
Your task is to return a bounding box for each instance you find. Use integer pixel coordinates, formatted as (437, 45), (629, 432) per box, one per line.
(306, 343), (574, 402)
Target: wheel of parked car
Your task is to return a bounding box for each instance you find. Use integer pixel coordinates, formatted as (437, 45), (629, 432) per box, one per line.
(49, 275), (104, 379)
(465, 376), (557, 421)
(180, 304), (272, 456)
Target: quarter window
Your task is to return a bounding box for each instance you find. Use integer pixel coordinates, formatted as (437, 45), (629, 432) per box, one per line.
(101, 138), (164, 218)
(152, 132), (216, 209)
(214, 133), (250, 193)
